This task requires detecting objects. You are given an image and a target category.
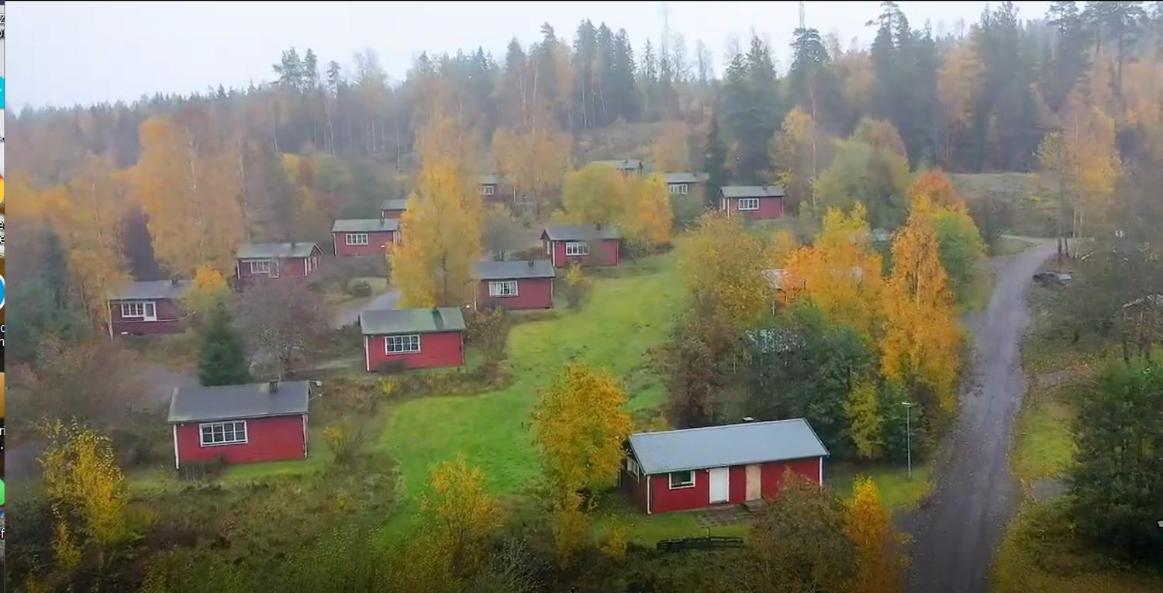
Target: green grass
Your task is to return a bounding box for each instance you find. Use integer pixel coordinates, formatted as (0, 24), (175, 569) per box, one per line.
(592, 496), (749, 546)
(376, 249), (685, 522)
(827, 462), (934, 510)
(992, 236), (1037, 257)
(961, 266), (996, 314)
(1012, 384), (1078, 486)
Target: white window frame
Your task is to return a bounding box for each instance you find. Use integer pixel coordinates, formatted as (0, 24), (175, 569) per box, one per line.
(668, 183), (688, 195)
(565, 241), (589, 256)
(199, 420), (248, 447)
(120, 301), (157, 321)
(488, 280), (519, 297)
(669, 470), (696, 489)
(346, 232), (370, 246)
(627, 457), (641, 480)
(248, 259), (274, 276)
(481, 184), (496, 196)
(385, 334), (421, 355)
(737, 197), (760, 211)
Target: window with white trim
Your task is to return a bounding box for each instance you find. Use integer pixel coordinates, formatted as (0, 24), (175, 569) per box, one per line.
(737, 198), (760, 211)
(668, 183), (688, 195)
(248, 259), (273, 275)
(627, 457), (641, 479)
(385, 334), (421, 354)
(669, 470), (695, 489)
(488, 280), (519, 297)
(565, 241), (589, 256)
(481, 184), (496, 196)
(346, 232), (369, 246)
(199, 420), (248, 446)
(120, 301), (157, 321)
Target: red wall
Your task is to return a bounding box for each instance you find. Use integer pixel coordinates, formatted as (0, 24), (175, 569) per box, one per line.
(109, 298), (185, 336)
(381, 208), (405, 219)
(235, 254), (320, 281)
(723, 197), (785, 220)
(174, 414), (307, 467)
(476, 277), (553, 310)
(547, 238), (621, 268)
(364, 330), (465, 371)
(333, 231), (397, 257)
(633, 456), (822, 514)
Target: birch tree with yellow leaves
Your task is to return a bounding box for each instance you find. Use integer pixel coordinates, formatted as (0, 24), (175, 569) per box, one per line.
(881, 196), (962, 416)
(132, 115), (244, 276)
(492, 109), (572, 214)
(844, 478), (907, 593)
(680, 213), (771, 329)
(622, 173), (673, 251)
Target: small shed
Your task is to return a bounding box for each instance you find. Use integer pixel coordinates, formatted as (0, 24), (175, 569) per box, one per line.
(331, 218), (401, 256)
(234, 242), (322, 281)
(540, 224), (622, 268)
(473, 259), (556, 310)
(360, 307), (466, 372)
(478, 174), (513, 202)
(720, 186), (786, 220)
(381, 198), (408, 219)
(621, 418), (829, 514)
(592, 159), (645, 176)
(107, 279), (191, 337)
(664, 172), (708, 196)
(167, 380), (310, 469)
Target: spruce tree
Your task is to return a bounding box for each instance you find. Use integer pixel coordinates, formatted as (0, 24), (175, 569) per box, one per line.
(704, 112), (727, 210)
(198, 305), (251, 387)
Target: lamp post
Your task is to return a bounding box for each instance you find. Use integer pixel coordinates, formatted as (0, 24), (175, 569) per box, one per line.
(900, 401), (917, 479)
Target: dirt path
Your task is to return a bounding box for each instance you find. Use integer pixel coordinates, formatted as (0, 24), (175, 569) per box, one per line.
(332, 287), (400, 329)
(906, 241), (1056, 593)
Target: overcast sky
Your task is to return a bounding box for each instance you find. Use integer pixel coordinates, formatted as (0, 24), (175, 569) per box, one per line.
(10, 1), (1053, 110)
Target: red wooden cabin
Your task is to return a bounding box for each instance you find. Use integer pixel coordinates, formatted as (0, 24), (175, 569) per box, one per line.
(540, 224), (621, 268)
(621, 418), (828, 514)
(381, 198), (408, 219)
(473, 259), (556, 310)
(107, 279), (191, 337)
(719, 185), (786, 220)
(234, 242), (322, 282)
(331, 218), (400, 256)
(361, 307), (466, 372)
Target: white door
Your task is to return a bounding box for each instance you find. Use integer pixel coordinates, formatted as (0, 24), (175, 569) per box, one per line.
(746, 464), (762, 501)
(709, 467), (730, 503)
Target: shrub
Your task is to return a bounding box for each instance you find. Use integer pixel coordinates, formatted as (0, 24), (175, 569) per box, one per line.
(346, 279), (373, 298)
(375, 360), (409, 375)
(178, 457), (226, 481)
(466, 306), (511, 361)
(562, 264), (590, 309)
(323, 421), (365, 466)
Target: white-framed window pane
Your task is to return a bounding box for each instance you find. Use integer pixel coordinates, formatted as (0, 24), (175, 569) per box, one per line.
(668, 184), (680, 195)
(346, 233), (369, 246)
(249, 260), (272, 274)
(738, 198), (760, 211)
(482, 185), (495, 195)
(489, 280), (518, 297)
(199, 420), (248, 446)
(565, 241), (589, 256)
(120, 301), (156, 320)
(627, 457), (640, 479)
(144, 302), (156, 319)
(386, 334), (421, 354)
(669, 470), (695, 488)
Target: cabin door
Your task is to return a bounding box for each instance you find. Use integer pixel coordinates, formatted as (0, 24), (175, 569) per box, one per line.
(745, 464), (762, 501)
(709, 467), (730, 504)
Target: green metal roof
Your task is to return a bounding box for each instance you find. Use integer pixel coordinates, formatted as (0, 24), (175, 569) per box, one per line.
(332, 218), (400, 233)
(360, 307), (467, 335)
(235, 242), (319, 259)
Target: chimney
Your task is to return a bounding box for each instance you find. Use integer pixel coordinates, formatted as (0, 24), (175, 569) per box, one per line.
(171, 278), (180, 287)
(268, 380), (279, 394)
(527, 258), (535, 268)
(596, 222), (603, 230)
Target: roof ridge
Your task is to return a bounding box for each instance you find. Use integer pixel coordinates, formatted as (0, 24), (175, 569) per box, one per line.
(630, 418), (807, 438)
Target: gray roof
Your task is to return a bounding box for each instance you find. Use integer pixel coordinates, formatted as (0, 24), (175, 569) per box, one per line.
(332, 218), (400, 233)
(628, 419), (829, 474)
(593, 159), (643, 171)
(168, 381), (310, 423)
(381, 198), (408, 211)
(664, 172), (703, 184)
(721, 185), (787, 199)
(360, 307), (467, 335)
(479, 174), (501, 185)
(541, 224), (622, 241)
(235, 242), (319, 259)
(474, 260), (556, 280)
(109, 279), (192, 301)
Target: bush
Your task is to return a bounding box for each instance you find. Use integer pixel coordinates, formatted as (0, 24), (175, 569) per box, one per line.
(323, 421), (365, 466)
(562, 264), (590, 309)
(178, 457), (227, 481)
(375, 360), (409, 375)
(346, 279), (372, 297)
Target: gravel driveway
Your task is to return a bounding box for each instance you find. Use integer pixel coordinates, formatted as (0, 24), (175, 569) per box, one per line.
(906, 240), (1056, 593)
(332, 288), (400, 329)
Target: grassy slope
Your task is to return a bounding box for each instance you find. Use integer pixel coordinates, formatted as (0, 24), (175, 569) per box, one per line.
(376, 249), (684, 516)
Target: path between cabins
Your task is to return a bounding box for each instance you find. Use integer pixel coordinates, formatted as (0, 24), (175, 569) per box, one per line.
(904, 240), (1056, 593)
(332, 287), (400, 329)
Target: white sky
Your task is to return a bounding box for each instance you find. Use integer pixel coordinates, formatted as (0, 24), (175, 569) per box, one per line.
(10, 1), (1053, 109)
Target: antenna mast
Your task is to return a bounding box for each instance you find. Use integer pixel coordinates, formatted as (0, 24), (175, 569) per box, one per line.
(798, 1), (805, 30)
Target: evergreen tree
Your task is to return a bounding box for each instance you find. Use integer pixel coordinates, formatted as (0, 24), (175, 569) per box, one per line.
(303, 49), (319, 90)
(198, 305), (251, 386)
(640, 39), (658, 119)
(1046, 1), (1092, 111)
(788, 27), (844, 132)
(704, 111), (727, 209)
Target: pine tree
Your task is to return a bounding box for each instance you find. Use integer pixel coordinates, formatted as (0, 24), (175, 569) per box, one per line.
(198, 305), (251, 386)
(703, 112), (727, 209)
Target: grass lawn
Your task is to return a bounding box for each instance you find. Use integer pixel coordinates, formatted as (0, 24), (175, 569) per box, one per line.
(125, 332), (201, 371)
(592, 495), (750, 546)
(992, 236), (1037, 257)
(1011, 383), (1077, 487)
(375, 248), (685, 530)
(827, 462), (934, 510)
(961, 266), (996, 314)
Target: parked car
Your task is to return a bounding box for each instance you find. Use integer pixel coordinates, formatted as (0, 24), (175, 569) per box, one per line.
(1033, 271), (1073, 287)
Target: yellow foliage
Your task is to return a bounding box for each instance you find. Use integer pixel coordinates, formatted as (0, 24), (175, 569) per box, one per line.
(551, 492), (591, 568)
(420, 456), (503, 574)
(532, 363), (632, 496)
(845, 379), (884, 460)
(390, 151), (482, 307)
(600, 519), (629, 562)
(493, 111), (572, 212)
(680, 213), (771, 328)
(651, 121), (691, 171)
(623, 173), (673, 249)
(562, 164), (628, 225)
(185, 265), (229, 317)
(769, 230), (799, 268)
(845, 478), (907, 593)
(772, 106), (823, 210)
(52, 521), (83, 575)
(783, 203), (885, 338)
(881, 197), (962, 414)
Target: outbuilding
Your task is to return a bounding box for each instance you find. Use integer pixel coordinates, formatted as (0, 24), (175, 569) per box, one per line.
(540, 224), (621, 268)
(720, 185), (787, 220)
(381, 198), (408, 219)
(167, 380), (310, 470)
(621, 418), (829, 514)
(360, 307), (466, 372)
(332, 218), (401, 256)
(473, 259), (556, 310)
(664, 172), (708, 196)
(234, 242), (322, 281)
(107, 279), (191, 337)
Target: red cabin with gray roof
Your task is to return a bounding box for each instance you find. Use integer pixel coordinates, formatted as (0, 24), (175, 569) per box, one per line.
(473, 259), (556, 310)
(360, 307), (466, 372)
(107, 279), (192, 337)
(478, 174), (514, 202)
(381, 198), (408, 219)
(167, 380), (310, 469)
(331, 218), (401, 257)
(664, 172), (709, 197)
(234, 242), (322, 282)
(720, 185), (786, 220)
(620, 418), (829, 514)
(540, 224), (621, 268)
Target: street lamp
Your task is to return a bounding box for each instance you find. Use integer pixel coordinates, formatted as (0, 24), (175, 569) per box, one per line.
(900, 402), (918, 479)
